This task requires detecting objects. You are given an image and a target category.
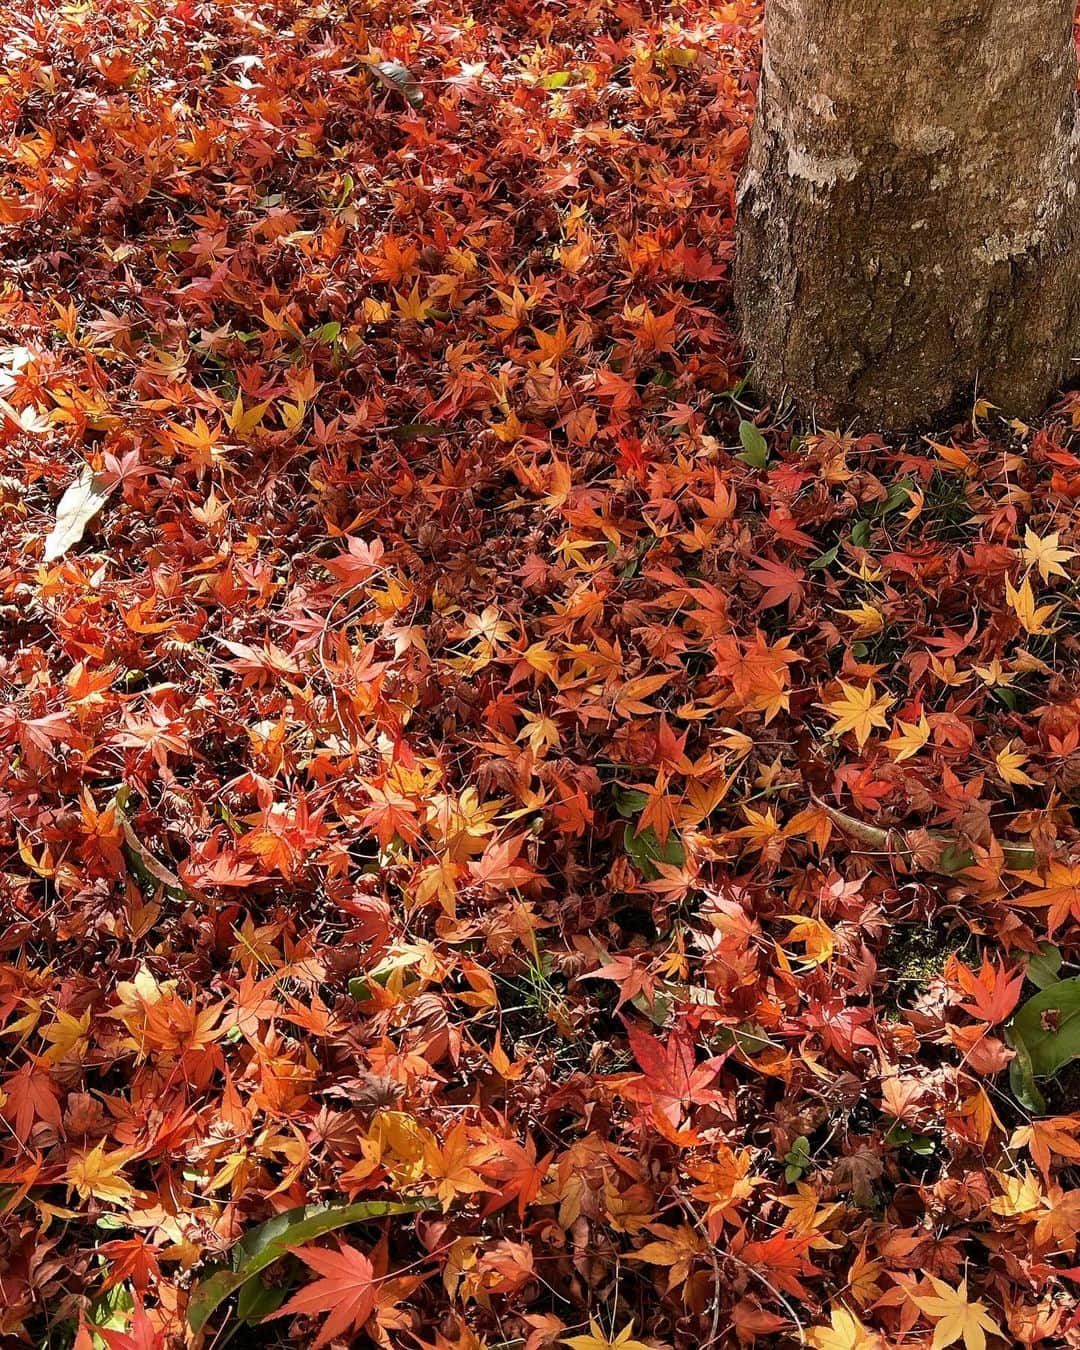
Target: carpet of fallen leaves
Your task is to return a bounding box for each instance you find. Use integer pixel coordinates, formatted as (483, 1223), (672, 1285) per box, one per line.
(4, 0), (1080, 1346)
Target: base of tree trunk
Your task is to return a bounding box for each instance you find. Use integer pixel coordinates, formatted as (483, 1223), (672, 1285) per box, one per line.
(735, 0), (1080, 432)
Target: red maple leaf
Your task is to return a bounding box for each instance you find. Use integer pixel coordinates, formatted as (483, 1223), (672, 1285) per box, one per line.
(621, 1022), (725, 1132)
(272, 1241), (376, 1347)
(746, 555), (806, 616)
(953, 956), (1025, 1025)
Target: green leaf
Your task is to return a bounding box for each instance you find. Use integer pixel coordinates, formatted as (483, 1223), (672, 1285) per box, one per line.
(868, 476), (914, 518)
(937, 843), (976, 875)
(90, 1282), (135, 1334)
(612, 787), (651, 819)
(731, 1024), (771, 1056)
(390, 422), (446, 442)
(311, 321), (341, 344)
(1027, 942), (1063, 990)
(783, 1135), (810, 1181)
(784, 1136), (811, 1167)
(538, 71), (570, 89)
(630, 985), (670, 1026)
(1009, 977), (1080, 1079)
(114, 794), (194, 904)
(235, 1276), (287, 1324)
(850, 519), (871, 549)
(808, 544), (839, 572)
(622, 823), (685, 880)
(1008, 1032), (1046, 1114)
(719, 375), (750, 403)
(187, 1199), (431, 1335)
(735, 420), (768, 469)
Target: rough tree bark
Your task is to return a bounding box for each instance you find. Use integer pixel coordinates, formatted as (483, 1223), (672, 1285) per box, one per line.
(735, 0), (1080, 430)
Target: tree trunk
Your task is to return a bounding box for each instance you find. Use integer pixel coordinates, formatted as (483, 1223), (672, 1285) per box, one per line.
(735, 0), (1080, 430)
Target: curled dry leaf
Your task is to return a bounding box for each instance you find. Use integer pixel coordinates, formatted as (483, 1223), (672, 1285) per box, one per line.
(42, 466), (113, 562)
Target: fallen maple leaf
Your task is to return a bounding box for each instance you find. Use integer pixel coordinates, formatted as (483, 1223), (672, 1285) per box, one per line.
(806, 1306), (882, 1350)
(885, 712), (931, 761)
(561, 1319), (660, 1350)
(64, 1140), (138, 1207)
(994, 743), (1036, 787)
(272, 1241), (375, 1348)
(822, 681), (895, 749)
(908, 1277), (1004, 1350)
(1015, 860), (1080, 933)
(1005, 574), (1058, 635)
(953, 956), (1025, 1025)
(747, 554), (806, 615)
(1022, 527), (1075, 583)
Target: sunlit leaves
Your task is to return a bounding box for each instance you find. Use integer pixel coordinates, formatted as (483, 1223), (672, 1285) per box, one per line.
(822, 681), (895, 749)
(561, 1319), (657, 1350)
(906, 1278), (1004, 1350)
(270, 1242), (376, 1348)
(1, 0), (1079, 1343)
(884, 712), (931, 761)
(806, 1307), (882, 1350)
(1005, 573), (1059, 635)
(1022, 526), (1075, 582)
(42, 466), (113, 562)
(63, 1142), (138, 1207)
(1016, 861), (1080, 933)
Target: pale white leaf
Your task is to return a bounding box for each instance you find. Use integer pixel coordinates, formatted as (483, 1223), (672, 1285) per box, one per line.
(43, 466), (113, 563)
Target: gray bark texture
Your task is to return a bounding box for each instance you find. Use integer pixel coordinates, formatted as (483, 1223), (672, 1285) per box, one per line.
(735, 0), (1080, 430)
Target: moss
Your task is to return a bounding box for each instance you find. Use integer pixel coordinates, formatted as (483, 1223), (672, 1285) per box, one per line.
(880, 919), (973, 1007)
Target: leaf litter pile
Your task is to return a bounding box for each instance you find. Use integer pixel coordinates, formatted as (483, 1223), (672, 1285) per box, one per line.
(4, 0), (1080, 1346)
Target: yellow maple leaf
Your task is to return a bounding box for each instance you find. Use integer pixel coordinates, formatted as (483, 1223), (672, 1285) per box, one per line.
(885, 712), (931, 762)
(835, 602), (885, 636)
(423, 1121), (494, 1211)
(64, 1141), (138, 1206)
(990, 1167), (1043, 1216)
(225, 393), (271, 436)
(1010, 1116), (1080, 1178)
(846, 1239), (884, 1306)
(909, 1277), (1004, 1350)
(394, 281), (432, 322)
(782, 915), (836, 967)
(561, 1319), (657, 1350)
(729, 804), (783, 852)
(167, 412), (227, 469)
(773, 1181), (844, 1245)
(528, 319), (572, 365)
(972, 657), (1012, 688)
(1005, 574), (1058, 635)
(361, 296), (392, 323)
(995, 743), (1036, 787)
(806, 1306), (882, 1350)
(629, 1223), (706, 1291)
(1022, 527), (1076, 583)
(823, 681), (895, 749)
(40, 1007), (91, 1064)
(517, 709), (561, 754)
(278, 398), (306, 432)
